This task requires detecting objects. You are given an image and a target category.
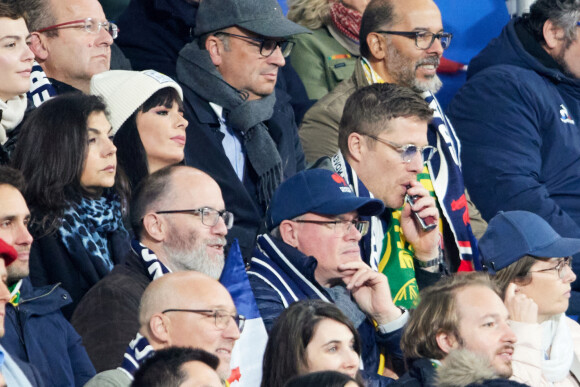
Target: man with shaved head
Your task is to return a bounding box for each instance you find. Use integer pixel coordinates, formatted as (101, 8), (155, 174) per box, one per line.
(85, 271), (242, 386)
(72, 165), (233, 372)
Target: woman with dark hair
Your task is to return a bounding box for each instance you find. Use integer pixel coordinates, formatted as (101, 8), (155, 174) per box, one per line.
(11, 93), (130, 319)
(91, 69), (187, 189)
(262, 299), (390, 387)
(480, 211), (580, 387)
(285, 370), (364, 387)
(0, 1), (34, 164)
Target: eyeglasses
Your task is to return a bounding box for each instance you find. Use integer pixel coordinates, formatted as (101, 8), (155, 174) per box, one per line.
(530, 256), (573, 279)
(376, 30), (452, 50)
(363, 134), (437, 164)
(214, 31), (294, 57)
(162, 309), (246, 333)
(294, 218), (369, 237)
(37, 18), (119, 39)
(156, 207), (234, 229)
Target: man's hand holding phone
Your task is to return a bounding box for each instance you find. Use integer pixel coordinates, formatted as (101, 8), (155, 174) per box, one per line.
(400, 181), (441, 270)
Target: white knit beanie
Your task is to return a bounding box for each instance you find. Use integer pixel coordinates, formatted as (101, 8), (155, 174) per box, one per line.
(90, 70), (184, 134)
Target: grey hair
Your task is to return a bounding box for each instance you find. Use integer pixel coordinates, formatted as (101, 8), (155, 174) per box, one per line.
(269, 215), (304, 239)
(528, 0), (580, 44)
(19, 0), (57, 36)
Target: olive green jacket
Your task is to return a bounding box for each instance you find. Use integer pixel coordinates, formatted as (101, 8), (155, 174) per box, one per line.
(290, 26), (357, 100)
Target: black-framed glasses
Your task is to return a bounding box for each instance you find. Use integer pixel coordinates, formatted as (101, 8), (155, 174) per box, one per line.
(162, 309), (246, 332)
(530, 256), (573, 280)
(156, 207), (234, 229)
(294, 219), (369, 237)
(376, 30), (452, 50)
(214, 31), (294, 57)
(363, 134), (437, 164)
(37, 18), (119, 39)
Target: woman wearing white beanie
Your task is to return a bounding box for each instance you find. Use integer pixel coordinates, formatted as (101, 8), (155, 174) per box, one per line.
(91, 69), (188, 189)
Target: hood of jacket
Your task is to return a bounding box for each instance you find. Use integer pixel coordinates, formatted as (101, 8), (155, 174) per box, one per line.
(467, 17), (579, 88)
(436, 350), (507, 387)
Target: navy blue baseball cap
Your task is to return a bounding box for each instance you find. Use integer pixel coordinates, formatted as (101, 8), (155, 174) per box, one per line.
(479, 211), (580, 274)
(265, 169), (385, 231)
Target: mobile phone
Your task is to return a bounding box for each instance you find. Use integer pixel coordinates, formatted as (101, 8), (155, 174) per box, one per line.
(405, 193), (437, 232)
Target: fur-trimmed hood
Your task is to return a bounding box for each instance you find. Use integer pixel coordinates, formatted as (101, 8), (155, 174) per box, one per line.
(435, 350), (529, 387)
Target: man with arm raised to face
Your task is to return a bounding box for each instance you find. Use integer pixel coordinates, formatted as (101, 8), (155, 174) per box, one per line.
(300, 0), (485, 310)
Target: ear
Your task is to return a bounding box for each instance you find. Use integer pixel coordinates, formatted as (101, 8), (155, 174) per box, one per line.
(367, 32), (387, 60)
(543, 19), (565, 50)
(149, 314), (171, 346)
(279, 220), (299, 247)
(29, 33), (48, 61)
(436, 331), (459, 355)
(347, 133), (365, 163)
(205, 35), (224, 67)
(142, 213), (166, 242)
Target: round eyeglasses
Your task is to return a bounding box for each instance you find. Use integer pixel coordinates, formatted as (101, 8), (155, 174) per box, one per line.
(37, 18), (119, 39)
(155, 207), (234, 229)
(530, 256), (573, 279)
(294, 218), (370, 237)
(363, 134), (437, 164)
(376, 30), (452, 50)
(214, 31), (294, 57)
(162, 309), (246, 333)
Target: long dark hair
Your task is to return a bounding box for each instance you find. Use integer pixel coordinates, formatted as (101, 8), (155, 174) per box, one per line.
(261, 300), (362, 387)
(11, 94), (128, 234)
(114, 87), (183, 190)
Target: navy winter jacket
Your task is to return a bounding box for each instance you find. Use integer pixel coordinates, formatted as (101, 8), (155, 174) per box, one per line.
(1, 278), (96, 386)
(447, 18), (580, 238)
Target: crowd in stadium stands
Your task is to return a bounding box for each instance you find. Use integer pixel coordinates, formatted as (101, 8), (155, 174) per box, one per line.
(0, 0), (578, 385)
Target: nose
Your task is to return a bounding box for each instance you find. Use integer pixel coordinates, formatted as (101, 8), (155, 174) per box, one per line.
(22, 44), (34, 63)
(267, 45), (286, 67)
(345, 221), (362, 242)
(175, 113), (188, 130)
(0, 282), (10, 303)
(563, 263), (577, 283)
(97, 23), (114, 46)
(407, 152), (424, 173)
(223, 316), (241, 341)
(212, 216), (229, 237)
(341, 348), (360, 374)
(102, 136), (117, 157)
(15, 222), (33, 247)
(426, 36), (444, 57)
(500, 321), (517, 344)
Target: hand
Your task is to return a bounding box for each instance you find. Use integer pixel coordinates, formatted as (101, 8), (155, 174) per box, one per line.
(400, 181), (440, 261)
(338, 261), (401, 325)
(504, 282), (538, 324)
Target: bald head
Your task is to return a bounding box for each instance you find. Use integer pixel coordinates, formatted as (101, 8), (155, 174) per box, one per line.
(139, 271), (223, 327)
(130, 165), (224, 240)
(139, 271), (241, 381)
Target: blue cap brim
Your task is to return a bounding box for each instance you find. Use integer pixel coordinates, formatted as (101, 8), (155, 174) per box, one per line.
(310, 196), (384, 218)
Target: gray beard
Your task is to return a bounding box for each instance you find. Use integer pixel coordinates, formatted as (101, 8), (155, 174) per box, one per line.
(386, 43), (443, 93)
(162, 237), (226, 279)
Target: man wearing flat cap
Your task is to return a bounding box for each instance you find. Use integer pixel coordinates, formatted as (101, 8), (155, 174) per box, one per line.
(176, 0), (310, 261)
(248, 168), (408, 380)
